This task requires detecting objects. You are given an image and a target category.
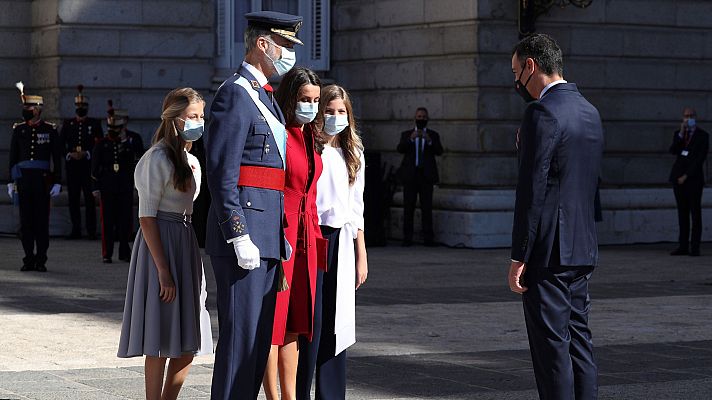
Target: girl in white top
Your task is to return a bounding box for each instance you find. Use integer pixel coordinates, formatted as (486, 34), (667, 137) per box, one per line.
(296, 85), (368, 400)
(118, 88), (212, 400)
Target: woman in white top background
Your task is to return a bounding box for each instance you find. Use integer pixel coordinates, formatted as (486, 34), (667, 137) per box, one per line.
(117, 88), (212, 400)
(296, 85), (368, 400)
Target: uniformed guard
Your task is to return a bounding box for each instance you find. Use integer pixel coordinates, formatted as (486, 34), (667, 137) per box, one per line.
(7, 82), (63, 272)
(204, 10), (302, 400)
(60, 85), (103, 239)
(112, 107), (145, 160)
(91, 108), (138, 263)
(109, 106), (144, 238)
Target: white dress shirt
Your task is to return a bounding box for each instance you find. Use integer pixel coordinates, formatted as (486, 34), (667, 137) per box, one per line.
(241, 61), (268, 87)
(540, 79), (567, 99)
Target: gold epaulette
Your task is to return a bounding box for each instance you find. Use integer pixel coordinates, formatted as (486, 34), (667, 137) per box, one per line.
(12, 121), (26, 129)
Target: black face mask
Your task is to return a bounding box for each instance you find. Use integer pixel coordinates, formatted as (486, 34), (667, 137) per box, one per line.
(514, 67), (535, 103)
(108, 129), (120, 138)
(22, 109), (35, 121)
(76, 107), (88, 117)
(415, 119), (428, 129)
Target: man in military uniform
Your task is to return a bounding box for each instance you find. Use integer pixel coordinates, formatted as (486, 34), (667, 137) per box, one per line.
(204, 11), (301, 400)
(61, 85), (103, 239)
(112, 107), (145, 160)
(91, 114), (138, 263)
(7, 82), (63, 272)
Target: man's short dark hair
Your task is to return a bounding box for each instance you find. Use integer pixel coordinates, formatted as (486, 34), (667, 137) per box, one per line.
(512, 34), (563, 76)
(416, 107), (429, 117)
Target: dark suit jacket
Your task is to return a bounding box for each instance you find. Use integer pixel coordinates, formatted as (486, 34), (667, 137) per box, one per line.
(511, 83), (604, 268)
(668, 127), (709, 185)
(396, 128), (443, 184)
(204, 66), (286, 260)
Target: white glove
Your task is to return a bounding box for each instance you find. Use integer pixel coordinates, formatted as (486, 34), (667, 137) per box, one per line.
(232, 234), (261, 270)
(7, 183), (13, 200)
(49, 184), (61, 197)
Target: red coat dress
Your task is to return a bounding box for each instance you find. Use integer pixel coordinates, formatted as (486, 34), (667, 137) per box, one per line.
(272, 124), (324, 345)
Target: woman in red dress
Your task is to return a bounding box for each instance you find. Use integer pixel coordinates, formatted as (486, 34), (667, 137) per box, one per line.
(263, 67), (325, 400)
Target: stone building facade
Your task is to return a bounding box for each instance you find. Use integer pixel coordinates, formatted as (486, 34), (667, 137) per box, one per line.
(1, 0), (710, 246)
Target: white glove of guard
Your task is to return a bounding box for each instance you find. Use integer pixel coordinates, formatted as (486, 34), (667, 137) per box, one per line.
(7, 183), (13, 200)
(232, 234), (261, 270)
(49, 184), (61, 197)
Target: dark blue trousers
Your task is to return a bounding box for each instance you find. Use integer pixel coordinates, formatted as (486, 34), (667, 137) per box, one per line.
(522, 265), (598, 400)
(296, 226), (346, 400)
(210, 256), (277, 400)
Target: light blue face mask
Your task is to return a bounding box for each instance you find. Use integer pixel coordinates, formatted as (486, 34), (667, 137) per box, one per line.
(178, 118), (204, 142)
(687, 118), (696, 128)
(265, 39), (296, 77)
(295, 102), (318, 124)
(324, 114), (349, 136)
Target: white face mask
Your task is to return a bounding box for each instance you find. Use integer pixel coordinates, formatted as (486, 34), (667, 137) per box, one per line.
(324, 114), (349, 136)
(177, 118), (204, 142)
(295, 102), (318, 124)
(265, 39), (296, 77)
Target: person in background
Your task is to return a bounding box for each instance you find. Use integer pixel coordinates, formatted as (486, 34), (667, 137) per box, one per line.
(112, 107), (146, 160)
(263, 67), (324, 400)
(61, 85), (103, 240)
(92, 110), (139, 263)
(8, 82), (63, 272)
(296, 84), (368, 400)
(669, 107), (708, 257)
(396, 107), (443, 247)
(117, 87), (212, 400)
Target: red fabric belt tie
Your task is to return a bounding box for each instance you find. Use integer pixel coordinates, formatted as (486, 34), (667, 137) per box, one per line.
(238, 166), (285, 191)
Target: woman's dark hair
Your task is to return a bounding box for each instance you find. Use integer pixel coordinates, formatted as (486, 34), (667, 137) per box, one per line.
(512, 33), (563, 76)
(275, 67), (322, 128)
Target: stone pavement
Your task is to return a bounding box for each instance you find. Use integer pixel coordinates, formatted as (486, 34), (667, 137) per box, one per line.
(0, 235), (711, 399)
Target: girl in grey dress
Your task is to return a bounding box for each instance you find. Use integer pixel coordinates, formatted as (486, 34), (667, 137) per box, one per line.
(118, 87), (212, 400)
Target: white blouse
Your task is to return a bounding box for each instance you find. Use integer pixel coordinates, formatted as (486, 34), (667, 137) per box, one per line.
(315, 144), (365, 355)
(316, 146), (365, 230)
(134, 142), (201, 218)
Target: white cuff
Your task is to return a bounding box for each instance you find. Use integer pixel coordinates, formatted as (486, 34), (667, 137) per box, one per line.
(227, 234), (250, 244)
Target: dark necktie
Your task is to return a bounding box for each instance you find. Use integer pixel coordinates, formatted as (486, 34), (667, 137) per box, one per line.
(416, 131), (424, 168)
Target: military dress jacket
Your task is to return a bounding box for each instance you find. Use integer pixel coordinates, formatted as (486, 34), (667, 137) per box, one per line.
(204, 65), (287, 260)
(91, 136), (138, 193)
(9, 120), (63, 183)
(60, 117), (104, 159)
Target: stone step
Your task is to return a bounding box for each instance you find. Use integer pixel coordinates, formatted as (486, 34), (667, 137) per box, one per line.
(387, 187), (712, 248)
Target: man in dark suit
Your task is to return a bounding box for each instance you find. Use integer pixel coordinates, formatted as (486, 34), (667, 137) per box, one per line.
(61, 85), (103, 239)
(508, 34), (603, 400)
(204, 11), (302, 400)
(397, 107), (443, 246)
(669, 107), (708, 257)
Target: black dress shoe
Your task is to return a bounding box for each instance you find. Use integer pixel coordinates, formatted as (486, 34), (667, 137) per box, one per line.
(86, 233), (97, 240)
(66, 233), (81, 240)
(20, 264), (35, 272)
(690, 249), (701, 257)
(102, 258), (112, 264)
(670, 248), (689, 256)
(402, 240), (412, 247)
(35, 264), (47, 272)
(118, 255), (130, 262)
(424, 241), (438, 247)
